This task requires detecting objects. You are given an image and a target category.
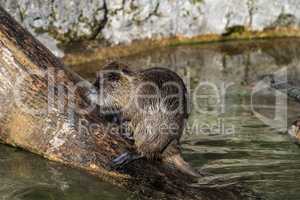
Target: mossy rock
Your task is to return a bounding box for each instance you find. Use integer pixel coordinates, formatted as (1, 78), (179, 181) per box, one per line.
(270, 13), (297, 28)
(222, 26), (246, 37)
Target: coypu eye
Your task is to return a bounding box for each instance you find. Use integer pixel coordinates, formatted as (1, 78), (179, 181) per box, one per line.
(107, 72), (121, 82)
(122, 68), (131, 74)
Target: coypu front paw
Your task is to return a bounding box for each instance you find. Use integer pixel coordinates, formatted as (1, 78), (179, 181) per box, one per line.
(110, 152), (142, 170)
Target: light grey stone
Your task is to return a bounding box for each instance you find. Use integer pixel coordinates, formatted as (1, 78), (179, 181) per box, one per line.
(251, 0), (284, 30)
(1, 0), (106, 56)
(201, 0), (250, 34)
(2, 0), (300, 55)
(102, 0), (206, 44)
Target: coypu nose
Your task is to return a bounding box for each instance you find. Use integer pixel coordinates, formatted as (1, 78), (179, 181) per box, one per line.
(288, 125), (297, 136)
(164, 154), (200, 178)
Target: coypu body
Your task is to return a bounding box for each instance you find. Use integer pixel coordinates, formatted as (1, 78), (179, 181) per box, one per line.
(90, 62), (198, 176)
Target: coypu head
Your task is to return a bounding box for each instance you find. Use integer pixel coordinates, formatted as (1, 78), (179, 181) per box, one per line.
(93, 62), (136, 114)
(288, 120), (300, 143)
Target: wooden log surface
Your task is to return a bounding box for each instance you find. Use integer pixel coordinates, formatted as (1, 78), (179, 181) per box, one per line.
(0, 6), (259, 200)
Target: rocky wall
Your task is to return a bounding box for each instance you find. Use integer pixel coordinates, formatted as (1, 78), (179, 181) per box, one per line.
(2, 0), (300, 57)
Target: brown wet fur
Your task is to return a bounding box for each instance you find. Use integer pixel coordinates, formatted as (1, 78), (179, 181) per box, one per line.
(93, 62), (193, 170)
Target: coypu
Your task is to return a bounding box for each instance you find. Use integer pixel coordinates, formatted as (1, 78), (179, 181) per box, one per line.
(257, 74), (300, 144)
(257, 74), (300, 102)
(89, 62), (199, 177)
(288, 120), (300, 144)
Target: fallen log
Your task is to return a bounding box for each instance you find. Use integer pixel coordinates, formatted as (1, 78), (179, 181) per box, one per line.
(0, 6), (258, 200)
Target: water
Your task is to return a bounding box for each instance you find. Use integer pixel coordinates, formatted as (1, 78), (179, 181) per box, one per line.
(1, 38), (300, 199)
(0, 146), (131, 200)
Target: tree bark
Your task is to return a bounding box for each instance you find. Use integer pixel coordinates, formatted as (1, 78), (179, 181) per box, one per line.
(0, 6), (258, 200)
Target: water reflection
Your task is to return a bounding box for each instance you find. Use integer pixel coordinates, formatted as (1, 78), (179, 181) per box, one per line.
(0, 145), (130, 200)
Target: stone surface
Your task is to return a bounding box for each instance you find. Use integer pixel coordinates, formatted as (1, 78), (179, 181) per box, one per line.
(2, 0), (300, 55)
(0, 0), (107, 57)
(102, 0), (205, 44)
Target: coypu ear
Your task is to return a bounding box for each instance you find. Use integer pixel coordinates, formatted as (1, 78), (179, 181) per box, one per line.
(102, 61), (131, 73)
(94, 68), (123, 87)
(292, 120), (300, 128)
(96, 61), (134, 83)
(163, 154), (201, 178)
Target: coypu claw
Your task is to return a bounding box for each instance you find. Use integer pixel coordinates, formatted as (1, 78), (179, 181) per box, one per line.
(110, 152), (142, 170)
